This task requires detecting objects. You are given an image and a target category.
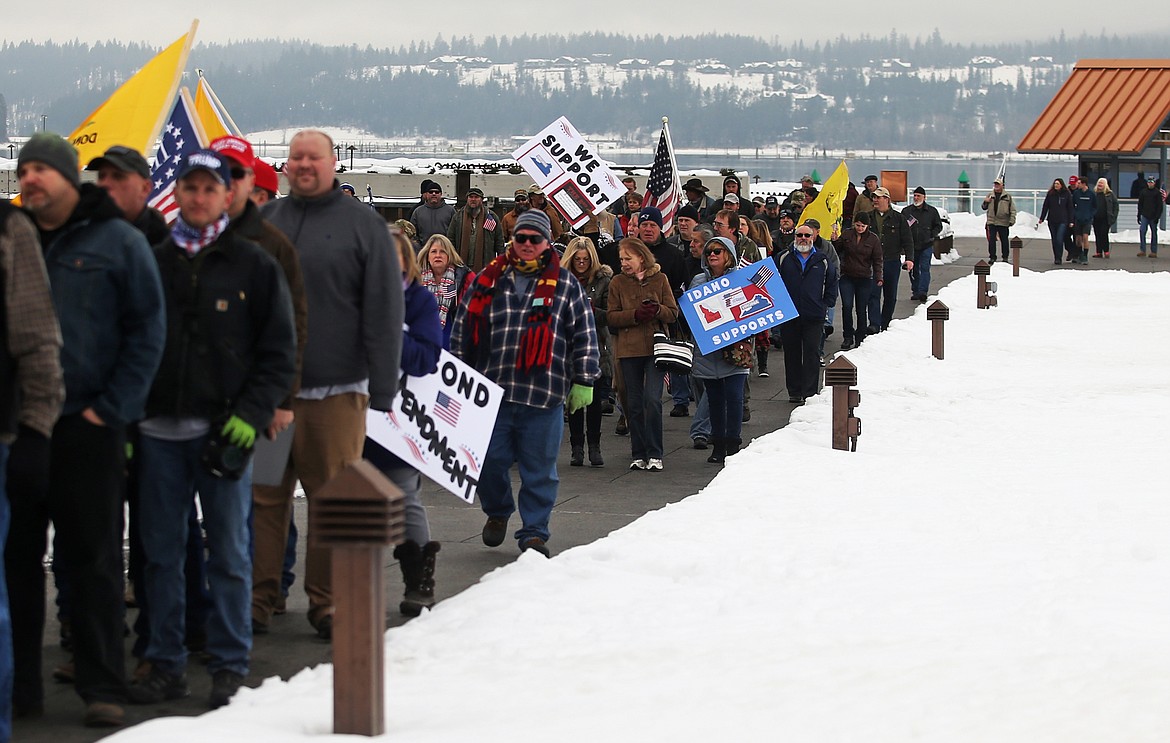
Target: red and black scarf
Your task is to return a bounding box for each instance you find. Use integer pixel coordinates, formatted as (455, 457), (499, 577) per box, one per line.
(462, 246), (560, 372)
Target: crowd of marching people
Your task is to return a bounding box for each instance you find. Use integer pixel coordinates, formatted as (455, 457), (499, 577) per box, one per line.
(0, 128), (955, 737)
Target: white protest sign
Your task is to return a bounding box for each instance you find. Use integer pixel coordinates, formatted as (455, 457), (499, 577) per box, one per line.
(366, 350), (503, 503)
(511, 116), (627, 228)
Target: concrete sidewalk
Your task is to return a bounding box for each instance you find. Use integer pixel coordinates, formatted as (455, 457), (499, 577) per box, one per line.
(14, 236), (1167, 741)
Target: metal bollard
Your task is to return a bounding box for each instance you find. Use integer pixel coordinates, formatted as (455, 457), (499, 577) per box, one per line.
(974, 260), (998, 309)
(1010, 236), (1023, 277)
(927, 300), (949, 360)
(824, 356), (861, 451)
(310, 460), (405, 737)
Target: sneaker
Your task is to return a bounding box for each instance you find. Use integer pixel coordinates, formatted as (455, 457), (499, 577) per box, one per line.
(788, 395), (805, 404)
(669, 404), (689, 418)
(84, 701), (125, 728)
(128, 666), (189, 704)
(646, 458), (664, 471)
(1151, 253), (1159, 259)
(1093, 252), (1103, 258)
(758, 369), (769, 378)
(519, 537), (550, 557)
(1138, 251), (1147, 257)
(1104, 252), (1110, 258)
(629, 459), (648, 471)
(600, 400), (615, 416)
(692, 436), (709, 450)
(482, 516), (508, 547)
(209, 670), (245, 709)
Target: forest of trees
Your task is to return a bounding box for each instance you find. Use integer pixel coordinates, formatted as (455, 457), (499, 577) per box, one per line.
(2, 31), (1167, 151)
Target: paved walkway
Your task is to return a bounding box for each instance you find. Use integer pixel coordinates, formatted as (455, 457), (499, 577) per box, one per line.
(14, 236), (1167, 741)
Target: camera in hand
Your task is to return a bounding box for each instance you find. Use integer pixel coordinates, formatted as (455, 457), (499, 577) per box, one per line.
(201, 427), (254, 480)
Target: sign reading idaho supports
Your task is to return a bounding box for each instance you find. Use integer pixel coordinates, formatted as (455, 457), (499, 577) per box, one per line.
(366, 351), (503, 504)
(680, 261), (799, 355)
(511, 117), (627, 229)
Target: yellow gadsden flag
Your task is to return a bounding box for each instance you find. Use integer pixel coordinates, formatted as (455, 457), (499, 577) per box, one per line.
(194, 73), (240, 142)
(798, 160), (850, 237)
(67, 21), (198, 167)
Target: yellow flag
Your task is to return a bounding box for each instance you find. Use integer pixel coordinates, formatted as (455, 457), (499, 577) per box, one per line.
(798, 160), (850, 237)
(67, 21), (198, 167)
(194, 74), (240, 142)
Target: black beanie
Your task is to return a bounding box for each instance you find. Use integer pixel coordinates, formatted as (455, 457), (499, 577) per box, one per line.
(18, 132), (81, 189)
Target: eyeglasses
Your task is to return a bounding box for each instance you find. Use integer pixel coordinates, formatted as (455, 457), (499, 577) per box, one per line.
(515, 196), (528, 202)
(704, 248), (726, 256)
(512, 233), (547, 245)
(795, 232), (814, 238)
(714, 221), (729, 228)
(426, 189), (442, 195)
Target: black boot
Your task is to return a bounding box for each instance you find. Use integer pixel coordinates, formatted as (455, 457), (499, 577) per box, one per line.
(706, 438), (726, 464)
(588, 441), (604, 467)
(570, 445), (584, 466)
(394, 540), (440, 617)
(725, 438), (741, 457)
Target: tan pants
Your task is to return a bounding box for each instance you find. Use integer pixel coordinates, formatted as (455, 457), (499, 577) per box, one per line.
(251, 392), (368, 628)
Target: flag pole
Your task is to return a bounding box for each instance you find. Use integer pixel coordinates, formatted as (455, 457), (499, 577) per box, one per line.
(200, 74), (244, 137)
(179, 86), (210, 149)
(142, 20), (199, 158)
(661, 116), (682, 212)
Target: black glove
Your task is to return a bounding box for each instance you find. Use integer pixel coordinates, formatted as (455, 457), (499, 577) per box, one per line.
(7, 425), (51, 504)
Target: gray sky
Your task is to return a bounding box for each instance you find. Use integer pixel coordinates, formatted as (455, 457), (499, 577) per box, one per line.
(4, 1), (1168, 49)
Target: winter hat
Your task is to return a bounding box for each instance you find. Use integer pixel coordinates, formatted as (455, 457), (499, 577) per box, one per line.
(420, 179), (441, 193)
(677, 204), (700, 222)
(513, 209), (552, 243)
(703, 236), (737, 265)
(637, 206), (663, 228)
(339, 182), (356, 195)
(853, 211), (872, 225)
(913, 186), (926, 196)
(19, 132), (80, 189)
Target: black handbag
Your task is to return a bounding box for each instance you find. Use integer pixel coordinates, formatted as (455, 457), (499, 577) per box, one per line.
(652, 324), (695, 374)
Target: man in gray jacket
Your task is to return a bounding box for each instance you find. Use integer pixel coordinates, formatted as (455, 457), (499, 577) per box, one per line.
(262, 129), (404, 640)
(410, 179), (455, 245)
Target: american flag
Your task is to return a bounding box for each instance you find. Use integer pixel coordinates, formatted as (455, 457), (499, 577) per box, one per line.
(147, 95), (204, 224)
(750, 262), (775, 289)
(434, 391), (462, 427)
(643, 122), (681, 235)
(483, 212), (497, 232)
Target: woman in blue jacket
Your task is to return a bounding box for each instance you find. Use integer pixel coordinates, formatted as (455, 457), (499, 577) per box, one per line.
(363, 228), (444, 616)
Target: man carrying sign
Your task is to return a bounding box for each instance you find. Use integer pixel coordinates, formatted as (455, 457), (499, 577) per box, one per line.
(451, 209), (599, 557)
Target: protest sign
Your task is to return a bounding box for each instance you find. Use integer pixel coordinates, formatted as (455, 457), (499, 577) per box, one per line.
(511, 116), (627, 228)
(680, 261), (798, 355)
(366, 351), (503, 504)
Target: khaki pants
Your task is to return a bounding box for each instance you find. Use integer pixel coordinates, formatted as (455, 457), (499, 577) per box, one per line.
(251, 393), (367, 628)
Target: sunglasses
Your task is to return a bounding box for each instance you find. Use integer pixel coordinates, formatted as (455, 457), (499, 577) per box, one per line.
(704, 248), (726, 256)
(512, 233), (547, 245)
(426, 189), (442, 194)
(795, 232), (815, 238)
(230, 167), (251, 180)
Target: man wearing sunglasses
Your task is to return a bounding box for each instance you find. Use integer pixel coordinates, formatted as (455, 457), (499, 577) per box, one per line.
(774, 224), (838, 404)
(409, 179), (455, 245)
(451, 209), (599, 558)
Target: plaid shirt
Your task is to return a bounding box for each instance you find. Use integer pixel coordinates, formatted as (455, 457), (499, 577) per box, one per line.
(451, 265), (599, 410)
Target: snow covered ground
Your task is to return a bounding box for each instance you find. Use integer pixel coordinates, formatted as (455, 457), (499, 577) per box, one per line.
(106, 266), (1170, 742)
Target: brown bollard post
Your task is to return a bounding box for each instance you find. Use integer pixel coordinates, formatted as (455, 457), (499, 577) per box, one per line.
(927, 300), (950, 360)
(310, 460), (405, 737)
(1010, 236), (1023, 277)
(824, 356), (861, 451)
(973, 260), (997, 309)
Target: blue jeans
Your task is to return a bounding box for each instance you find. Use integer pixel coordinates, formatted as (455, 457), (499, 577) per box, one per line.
(669, 372), (690, 408)
(138, 434), (253, 676)
(620, 356), (665, 460)
(0, 444), (11, 743)
(478, 402), (563, 544)
(912, 246), (933, 297)
(703, 376), (746, 443)
(688, 375), (711, 441)
(869, 259), (902, 331)
(1047, 222), (1068, 262)
(838, 275), (872, 341)
(1139, 215), (1159, 254)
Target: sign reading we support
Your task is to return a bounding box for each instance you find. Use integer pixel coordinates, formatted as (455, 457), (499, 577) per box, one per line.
(366, 351), (503, 504)
(511, 116), (627, 229)
(680, 261), (798, 355)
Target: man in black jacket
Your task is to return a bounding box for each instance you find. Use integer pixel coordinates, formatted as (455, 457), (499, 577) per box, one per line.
(902, 186), (943, 302)
(128, 150), (295, 711)
(1137, 174), (1165, 257)
(867, 188), (914, 332)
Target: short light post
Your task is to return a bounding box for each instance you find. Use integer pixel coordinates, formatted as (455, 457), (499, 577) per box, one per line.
(310, 460), (405, 737)
(1010, 236), (1023, 277)
(927, 300), (950, 360)
(824, 356), (861, 452)
(974, 260), (997, 309)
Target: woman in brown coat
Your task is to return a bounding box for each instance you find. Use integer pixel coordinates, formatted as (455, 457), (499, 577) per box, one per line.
(607, 238), (679, 472)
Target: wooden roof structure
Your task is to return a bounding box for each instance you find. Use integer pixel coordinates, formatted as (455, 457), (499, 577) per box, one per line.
(1017, 60), (1170, 155)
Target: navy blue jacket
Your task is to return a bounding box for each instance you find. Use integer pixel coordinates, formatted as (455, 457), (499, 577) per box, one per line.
(364, 281), (443, 472)
(35, 184), (166, 427)
(1071, 187), (1097, 222)
(774, 247), (839, 321)
(1039, 189), (1074, 225)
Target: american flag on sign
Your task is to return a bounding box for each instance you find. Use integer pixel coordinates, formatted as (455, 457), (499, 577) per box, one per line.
(750, 262), (775, 289)
(434, 391), (462, 427)
(147, 95), (204, 224)
(643, 121), (681, 234)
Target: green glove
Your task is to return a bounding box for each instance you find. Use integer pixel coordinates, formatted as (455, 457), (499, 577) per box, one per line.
(566, 384), (593, 414)
(125, 442), (134, 461)
(221, 415), (257, 449)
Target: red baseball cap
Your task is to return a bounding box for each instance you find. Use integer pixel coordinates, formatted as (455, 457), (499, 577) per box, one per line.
(209, 135), (255, 169)
(252, 157), (279, 194)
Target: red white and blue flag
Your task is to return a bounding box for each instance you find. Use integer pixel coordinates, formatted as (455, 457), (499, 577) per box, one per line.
(643, 120), (682, 235)
(147, 94), (204, 224)
(434, 390), (462, 427)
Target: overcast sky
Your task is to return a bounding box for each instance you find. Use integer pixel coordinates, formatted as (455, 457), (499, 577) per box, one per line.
(3, 1), (1168, 49)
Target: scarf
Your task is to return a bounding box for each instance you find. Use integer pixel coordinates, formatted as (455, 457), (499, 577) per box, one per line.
(172, 213), (229, 257)
(422, 266), (458, 327)
(462, 246), (560, 373)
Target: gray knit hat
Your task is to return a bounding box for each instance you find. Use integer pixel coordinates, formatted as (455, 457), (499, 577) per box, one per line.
(18, 132), (80, 189)
(513, 209), (552, 243)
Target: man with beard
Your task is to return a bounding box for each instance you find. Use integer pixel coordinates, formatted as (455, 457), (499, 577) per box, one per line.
(853, 174), (880, 220)
(85, 146), (168, 245)
(868, 188), (914, 333)
(774, 225), (838, 405)
(446, 187), (503, 272)
(502, 188), (529, 241)
(902, 186), (943, 301)
(761, 196), (782, 233)
(410, 179), (455, 244)
(771, 209), (797, 249)
(683, 178), (714, 217)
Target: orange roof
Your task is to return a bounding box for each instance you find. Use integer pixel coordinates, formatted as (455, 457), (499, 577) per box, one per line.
(1017, 59), (1170, 154)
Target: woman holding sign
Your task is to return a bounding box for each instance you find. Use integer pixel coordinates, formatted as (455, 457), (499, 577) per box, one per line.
(688, 237), (751, 465)
(608, 238), (679, 472)
(363, 229), (444, 616)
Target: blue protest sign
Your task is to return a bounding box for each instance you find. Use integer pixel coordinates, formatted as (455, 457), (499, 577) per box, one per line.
(680, 261), (798, 355)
